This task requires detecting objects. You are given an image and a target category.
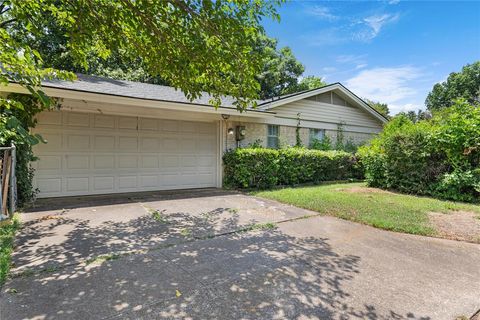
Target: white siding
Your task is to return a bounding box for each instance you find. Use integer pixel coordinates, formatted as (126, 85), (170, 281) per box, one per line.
(272, 98), (383, 129)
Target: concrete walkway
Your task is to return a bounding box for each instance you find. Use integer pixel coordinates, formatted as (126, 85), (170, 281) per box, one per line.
(1, 189), (479, 319)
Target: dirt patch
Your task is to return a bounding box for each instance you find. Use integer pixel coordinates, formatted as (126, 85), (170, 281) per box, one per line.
(335, 186), (395, 194)
(429, 211), (480, 243)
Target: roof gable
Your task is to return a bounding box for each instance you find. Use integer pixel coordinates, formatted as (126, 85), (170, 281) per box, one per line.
(259, 83), (388, 124)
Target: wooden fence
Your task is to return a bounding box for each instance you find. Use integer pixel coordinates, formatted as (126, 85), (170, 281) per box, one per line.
(0, 143), (16, 219)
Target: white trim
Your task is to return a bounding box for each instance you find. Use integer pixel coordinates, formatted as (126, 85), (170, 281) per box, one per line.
(1, 83), (274, 119)
(260, 83), (388, 124)
(217, 120), (224, 188)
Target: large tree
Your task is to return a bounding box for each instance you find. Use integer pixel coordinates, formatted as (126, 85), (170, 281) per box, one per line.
(2, 0), (282, 110)
(255, 36), (325, 99)
(365, 100), (390, 119)
(425, 61), (480, 111)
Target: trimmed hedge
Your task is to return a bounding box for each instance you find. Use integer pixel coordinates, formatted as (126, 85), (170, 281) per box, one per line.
(223, 148), (362, 189)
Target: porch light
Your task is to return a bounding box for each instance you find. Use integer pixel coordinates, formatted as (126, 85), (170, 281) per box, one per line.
(228, 128), (234, 135)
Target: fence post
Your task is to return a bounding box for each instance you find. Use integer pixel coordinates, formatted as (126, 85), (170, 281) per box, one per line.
(9, 142), (16, 216)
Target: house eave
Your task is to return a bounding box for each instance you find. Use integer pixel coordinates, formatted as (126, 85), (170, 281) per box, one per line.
(0, 83), (275, 119)
(259, 83), (388, 124)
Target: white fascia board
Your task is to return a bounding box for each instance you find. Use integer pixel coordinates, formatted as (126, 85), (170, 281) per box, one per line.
(260, 83), (388, 124)
(1, 83), (274, 119)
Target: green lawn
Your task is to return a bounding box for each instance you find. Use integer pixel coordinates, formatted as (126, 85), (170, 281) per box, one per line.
(0, 215), (20, 285)
(254, 183), (480, 237)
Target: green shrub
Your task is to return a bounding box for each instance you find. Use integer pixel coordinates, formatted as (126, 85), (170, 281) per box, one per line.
(223, 147), (361, 189)
(309, 136), (332, 150)
(358, 99), (480, 202)
(223, 148), (279, 188)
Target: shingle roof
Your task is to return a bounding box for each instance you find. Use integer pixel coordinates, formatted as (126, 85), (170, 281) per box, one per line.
(42, 74), (240, 107)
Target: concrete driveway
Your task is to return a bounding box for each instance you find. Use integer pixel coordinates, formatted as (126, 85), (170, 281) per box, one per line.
(1, 189), (479, 320)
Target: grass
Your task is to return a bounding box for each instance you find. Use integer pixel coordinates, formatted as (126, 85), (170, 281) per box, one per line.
(239, 222), (278, 233)
(0, 214), (20, 285)
(86, 253), (122, 265)
(254, 182), (480, 237)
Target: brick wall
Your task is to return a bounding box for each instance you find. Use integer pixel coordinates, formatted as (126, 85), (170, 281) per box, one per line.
(224, 121), (267, 150)
(223, 121), (376, 150)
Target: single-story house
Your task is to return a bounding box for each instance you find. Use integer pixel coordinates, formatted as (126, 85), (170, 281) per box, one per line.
(1, 74), (387, 198)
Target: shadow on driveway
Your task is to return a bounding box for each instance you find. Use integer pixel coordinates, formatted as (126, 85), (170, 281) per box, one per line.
(2, 189), (477, 319)
(1, 227), (432, 319)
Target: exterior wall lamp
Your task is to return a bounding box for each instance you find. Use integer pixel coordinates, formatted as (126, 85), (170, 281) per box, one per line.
(227, 128), (234, 135)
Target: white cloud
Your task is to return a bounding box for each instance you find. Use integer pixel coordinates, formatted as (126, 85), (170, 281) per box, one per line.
(309, 5), (338, 21)
(354, 14), (400, 41)
(345, 66), (424, 114)
(388, 0), (401, 4)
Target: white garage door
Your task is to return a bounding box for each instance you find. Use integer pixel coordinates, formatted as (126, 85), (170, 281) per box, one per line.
(32, 111), (218, 198)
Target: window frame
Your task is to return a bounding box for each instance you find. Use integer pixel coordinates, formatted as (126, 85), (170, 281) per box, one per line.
(267, 125), (279, 148)
(309, 128), (325, 144)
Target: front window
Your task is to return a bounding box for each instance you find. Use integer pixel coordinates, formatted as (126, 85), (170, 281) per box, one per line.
(309, 128), (325, 143)
(267, 125), (279, 148)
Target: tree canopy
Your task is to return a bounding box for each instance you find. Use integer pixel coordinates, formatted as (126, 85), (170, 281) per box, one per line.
(365, 100), (390, 119)
(2, 0), (283, 110)
(425, 61), (480, 111)
(255, 36), (325, 99)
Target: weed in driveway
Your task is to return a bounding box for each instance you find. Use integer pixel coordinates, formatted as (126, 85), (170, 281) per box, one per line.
(146, 207), (169, 224)
(180, 228), (192, 238)
(240, 222), (277, 233)
(86, 253), (122, 265)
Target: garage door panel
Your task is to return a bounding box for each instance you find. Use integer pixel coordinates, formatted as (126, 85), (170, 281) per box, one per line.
(94, 115), (115, 129)
(37, 155), (62, 170)
(66, 112), (90, 127)
(65, 155), (90, 170)
(181, 121), (197, 133)
(67, 135), (90, 150)
(162, 137), (179, 152)
(197, 138), (216, 153)
(140, 137), (158, 150)
(118, 176), (137, 189)
(141, 155), (159, 168)
(93, 176), (115, 191)
(159, 119), (178, 132)
(36, 177), (62, 194)
(179, 138), (196, 151)
(94, 136), (116, 150)
(36, 111), (63, 126)
(118, 155), (138, 168)
(38, 133), (62, 151)
(33, 111), (218, 197)
(118, 116), (137, 130)
(118, 136), (138, 150)
(94, 155), (115, 169)
(139, 175), (158, 188)
(66, 177), (89, 192)
(139, 118), (158, 131)
(197, 173), (215, 185)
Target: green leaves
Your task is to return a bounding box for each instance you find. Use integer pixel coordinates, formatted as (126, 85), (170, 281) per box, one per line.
(425, 61), (480, 111)
(3, 0), (283, 111)
(223, 148), (360, 189)
(358, 100), (480, 202)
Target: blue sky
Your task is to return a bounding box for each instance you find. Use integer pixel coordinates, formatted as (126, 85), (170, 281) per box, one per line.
(262, 0), (480, 114)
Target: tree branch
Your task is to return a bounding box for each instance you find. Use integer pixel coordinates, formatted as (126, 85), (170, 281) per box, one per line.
(0, 17), (15, 28)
